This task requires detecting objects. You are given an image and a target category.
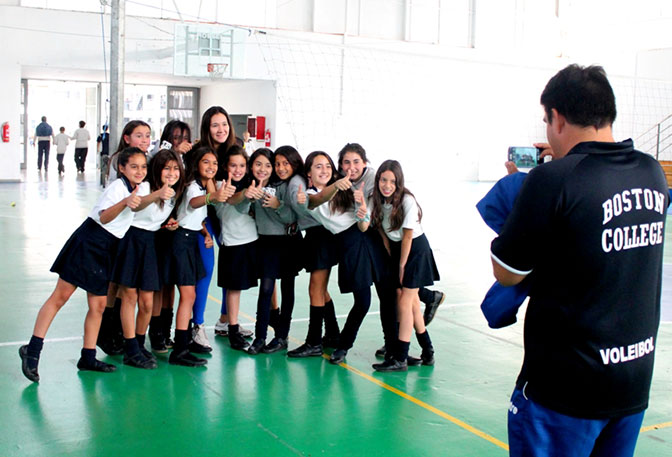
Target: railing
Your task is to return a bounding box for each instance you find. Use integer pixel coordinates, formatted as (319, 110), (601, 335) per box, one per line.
(636, 114), (672, 160)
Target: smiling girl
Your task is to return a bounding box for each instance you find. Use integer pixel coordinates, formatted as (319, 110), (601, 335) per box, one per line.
(370, 160), (440, 371)
(163, 147), (228, 366)
(111, 149), (185, 369)
(20, 147), (147, 382)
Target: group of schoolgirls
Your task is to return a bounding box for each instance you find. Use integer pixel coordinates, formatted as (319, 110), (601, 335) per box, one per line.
(19, 106), (442, 382)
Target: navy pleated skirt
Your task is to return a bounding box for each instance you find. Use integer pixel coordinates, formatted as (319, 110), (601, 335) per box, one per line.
(389, 234), (440, 289)
(111, 226), (160, 291)
(218, 240), (258, 291)
(257, 233), (303, 279)
(50, 217), (119, 296)
(335, 224), (378, 294)
(303, 225), (339, 272)
(162, 227), (206, 286)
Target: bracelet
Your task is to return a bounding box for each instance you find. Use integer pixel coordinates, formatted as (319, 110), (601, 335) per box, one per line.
(205, 193), (211, 205)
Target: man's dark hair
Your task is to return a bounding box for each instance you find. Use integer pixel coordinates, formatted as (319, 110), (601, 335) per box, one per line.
(540, 64), (616, 129)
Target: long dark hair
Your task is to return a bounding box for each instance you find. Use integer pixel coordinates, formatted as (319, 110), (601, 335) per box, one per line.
(371, 159), (422, 231)
(304, 151), (352, 214)
(249, 148), (275, 186)
(117, 146), (147, 169)
(148, 149), (186, 209)
(109, 120), (150, 176)
(113, 120), (150, 156)
(187, 146), (218, 184)
(274, 145), (305, 183)
(337, 142), (369, 173)
(197, 106), (236, 152)
(160, 120), (191, 146)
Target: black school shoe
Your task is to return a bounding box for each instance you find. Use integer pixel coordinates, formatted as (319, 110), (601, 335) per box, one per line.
(188, 341), (213, 354)
(246, 338), (266, 355)
(372, 358), (408, 372)
(168, 349), (207, 367)
(329, 349), (347, 365)
(423, 291), (445, 326)
(374, 345), (386, 359)
(262, 337), (288, 354)
(287, 343), (323, 358)
(77, 357), (117, 373)
(19, 345), (40, 382)
(407, 350), (435, 366)
(228, 331), (250, 351)
(123, 352), (158, 370)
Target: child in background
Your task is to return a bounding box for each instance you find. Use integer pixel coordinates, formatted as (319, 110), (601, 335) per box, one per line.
(54, 127), (69, 175)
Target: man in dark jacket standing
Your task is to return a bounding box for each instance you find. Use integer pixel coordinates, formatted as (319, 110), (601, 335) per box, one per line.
(34, 116), (54, 172)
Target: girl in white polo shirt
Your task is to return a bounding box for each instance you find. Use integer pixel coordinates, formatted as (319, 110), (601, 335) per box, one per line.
(111, 149), (185, 369)
(163, 146), (234, 366)
(19, 147), (147, 382)
(290, 151), (372, 365)
(370, 160), (440, 372)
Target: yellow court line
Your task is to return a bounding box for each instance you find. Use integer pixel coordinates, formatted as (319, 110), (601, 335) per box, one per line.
(208, 294), (509, 451)
(641, 421), (672, 432)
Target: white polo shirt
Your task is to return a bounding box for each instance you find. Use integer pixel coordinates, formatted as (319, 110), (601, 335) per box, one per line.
(89, 176), (135, 238)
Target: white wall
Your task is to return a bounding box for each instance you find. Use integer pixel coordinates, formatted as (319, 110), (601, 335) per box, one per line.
(2, 2), (672, 183)
(0, 62), (22, 181)
(199, 79), (277, 145)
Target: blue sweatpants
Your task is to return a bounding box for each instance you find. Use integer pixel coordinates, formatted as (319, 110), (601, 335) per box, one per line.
(192, 218), (227, 325)
(508, 388), (644, 457)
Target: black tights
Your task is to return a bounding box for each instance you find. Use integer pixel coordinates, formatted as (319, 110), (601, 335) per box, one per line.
(276, 276), (296, 339)
(255, 276), (296, 340)
(338, 287), (372, 351)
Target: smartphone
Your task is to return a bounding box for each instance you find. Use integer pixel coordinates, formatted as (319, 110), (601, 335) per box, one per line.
(507, 146), (543, 169)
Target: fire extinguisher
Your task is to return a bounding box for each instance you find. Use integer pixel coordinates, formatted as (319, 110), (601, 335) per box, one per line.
(264, 128), (271, 147)
(1, 122), (9, 143)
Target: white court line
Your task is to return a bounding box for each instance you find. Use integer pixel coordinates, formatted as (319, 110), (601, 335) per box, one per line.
(0, 312), (376, 347)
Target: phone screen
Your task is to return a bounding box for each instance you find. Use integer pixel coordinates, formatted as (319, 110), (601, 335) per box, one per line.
(508, 146), (540, 169)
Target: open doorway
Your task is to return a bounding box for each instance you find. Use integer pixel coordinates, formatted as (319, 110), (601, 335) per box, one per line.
(25, 80), (98, 175)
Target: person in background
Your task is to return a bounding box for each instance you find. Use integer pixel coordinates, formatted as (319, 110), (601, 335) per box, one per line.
(72, 120), (91, 173)
(243, 130), (256, 154)
(34, 116), (54, 172)
(54, 127), (70, 176)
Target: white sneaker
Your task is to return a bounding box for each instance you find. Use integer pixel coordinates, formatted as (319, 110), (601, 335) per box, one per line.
(239, 326), (253, 338)
(192, 323), (212, 349)
(214, 320), (228, 336)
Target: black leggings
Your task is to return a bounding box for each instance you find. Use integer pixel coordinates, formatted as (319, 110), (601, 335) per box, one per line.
(338, 287), (372, 351)
(255, 276), (296, 341)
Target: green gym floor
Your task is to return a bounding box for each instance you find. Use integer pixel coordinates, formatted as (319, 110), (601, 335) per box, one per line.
(1, 170), (670, 457)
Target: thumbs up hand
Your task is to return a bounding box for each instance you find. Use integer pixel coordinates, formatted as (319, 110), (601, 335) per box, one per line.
(296, 184), (306, 205)
(245, 179), (265, 200)
(158, 182), (175, 201)
(353, 182), (365, 205)
(356, 196), (368, 220)
(334, 175), (352, 192)
(213, 176), (236, 203)
(126, 186), (141, 209)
